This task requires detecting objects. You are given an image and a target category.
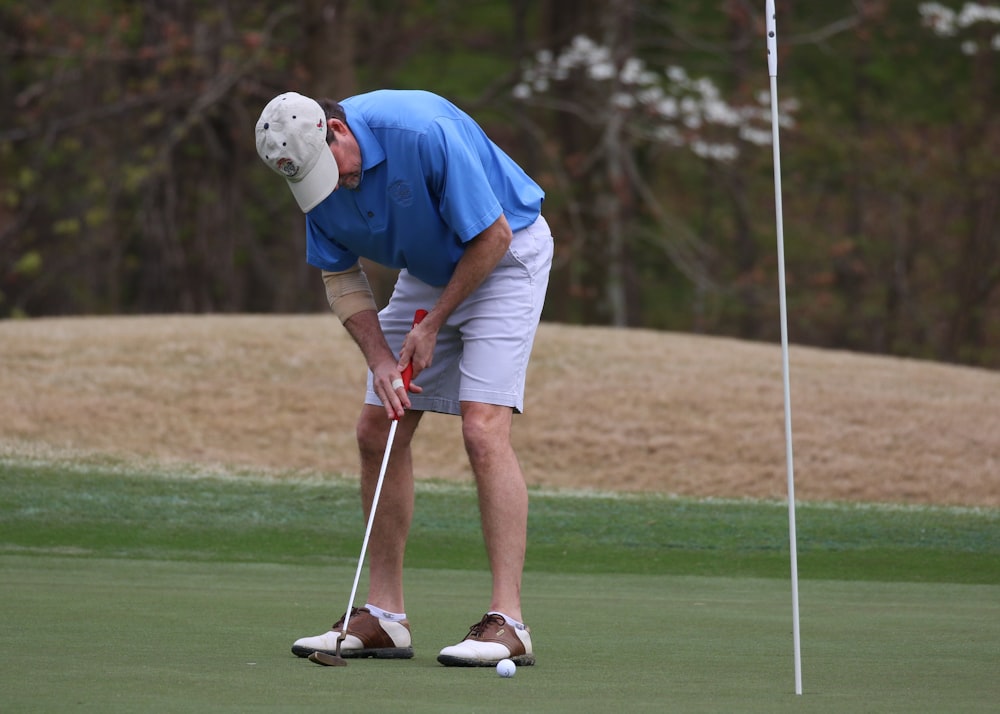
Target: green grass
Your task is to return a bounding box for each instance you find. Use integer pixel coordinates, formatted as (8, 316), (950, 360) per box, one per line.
(4, 557), (998, 713)
(2, 457), (999, 712)
(2, 459), (997, 583)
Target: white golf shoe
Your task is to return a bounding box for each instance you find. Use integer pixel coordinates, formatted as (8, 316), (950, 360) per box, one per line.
(291, 607), (413, 659)
(437, 613), (535, 667)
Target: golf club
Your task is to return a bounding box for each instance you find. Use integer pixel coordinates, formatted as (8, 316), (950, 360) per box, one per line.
(766, 0), (803, 696)
(310, 308), (428, 668)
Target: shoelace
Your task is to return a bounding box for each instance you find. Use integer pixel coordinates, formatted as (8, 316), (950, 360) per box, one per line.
(466, 613), (506, 639)
(331, 606), (365, 630)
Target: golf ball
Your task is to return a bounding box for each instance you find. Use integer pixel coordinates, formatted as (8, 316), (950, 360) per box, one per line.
(496, 658), (516, 678)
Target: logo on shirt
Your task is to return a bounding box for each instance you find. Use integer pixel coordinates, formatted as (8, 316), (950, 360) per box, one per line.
(388, 179), (414, 207)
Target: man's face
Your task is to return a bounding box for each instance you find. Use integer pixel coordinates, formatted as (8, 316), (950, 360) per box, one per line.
(326, 118), (362, 190)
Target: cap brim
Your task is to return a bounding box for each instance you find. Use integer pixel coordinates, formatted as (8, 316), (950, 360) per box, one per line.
(288, 148), (339, 213)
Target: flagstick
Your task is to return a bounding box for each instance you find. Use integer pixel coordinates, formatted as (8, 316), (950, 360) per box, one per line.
(766, 0), (803, 696)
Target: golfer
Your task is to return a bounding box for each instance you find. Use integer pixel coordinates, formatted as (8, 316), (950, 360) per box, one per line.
(255, 89), (552, 667)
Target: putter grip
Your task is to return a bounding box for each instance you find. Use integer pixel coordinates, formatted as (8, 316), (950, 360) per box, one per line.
(400, 309), (428, 391)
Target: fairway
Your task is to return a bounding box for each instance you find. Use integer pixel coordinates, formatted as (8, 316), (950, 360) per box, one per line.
(2, 556), (998, 713)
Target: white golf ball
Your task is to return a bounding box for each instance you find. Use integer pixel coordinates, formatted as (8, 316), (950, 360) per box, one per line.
(496, 658), (516, 678)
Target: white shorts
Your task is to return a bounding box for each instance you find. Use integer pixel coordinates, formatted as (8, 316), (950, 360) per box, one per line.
(365, 215), (553, 415)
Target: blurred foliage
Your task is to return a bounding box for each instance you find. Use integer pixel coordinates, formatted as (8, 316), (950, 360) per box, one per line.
(0, 0), (997, 367)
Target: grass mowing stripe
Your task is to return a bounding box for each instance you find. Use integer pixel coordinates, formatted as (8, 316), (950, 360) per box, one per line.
(2, 556), (998, 713)
(1, 460), (998, 583)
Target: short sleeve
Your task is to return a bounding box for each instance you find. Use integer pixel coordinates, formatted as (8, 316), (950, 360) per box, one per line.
(421, 118), (503, 243)
(306, 212), (359, 272)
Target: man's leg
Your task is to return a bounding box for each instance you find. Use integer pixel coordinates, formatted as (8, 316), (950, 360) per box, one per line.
(289, 405), (422, 659)
(460, 401), (527, 622)
(356, 404), (423, 614)
(435, 400), (534, 667)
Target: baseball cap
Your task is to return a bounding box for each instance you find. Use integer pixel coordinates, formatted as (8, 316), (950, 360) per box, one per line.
(255, 92), (340, 213)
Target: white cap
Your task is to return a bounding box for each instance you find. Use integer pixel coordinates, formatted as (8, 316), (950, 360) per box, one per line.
(255, 92), (340, 213)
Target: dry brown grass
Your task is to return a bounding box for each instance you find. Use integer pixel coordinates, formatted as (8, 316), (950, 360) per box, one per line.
(1, 315), (997, 507)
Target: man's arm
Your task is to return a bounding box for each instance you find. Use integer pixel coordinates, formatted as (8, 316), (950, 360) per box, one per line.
(321, 264), (410, 419)
(399, 213), (513, 374)
(342, 308), (413, 419)
(335, 213), (513, 419)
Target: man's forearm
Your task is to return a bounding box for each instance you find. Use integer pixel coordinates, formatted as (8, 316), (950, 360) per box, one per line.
(422, 214), (512, 331)
(343, 309), (397, 372)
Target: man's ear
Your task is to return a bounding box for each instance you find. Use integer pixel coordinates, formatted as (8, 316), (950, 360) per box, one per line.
(327, 117), (348, 137)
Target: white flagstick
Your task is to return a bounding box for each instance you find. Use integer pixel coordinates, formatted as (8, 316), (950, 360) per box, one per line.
(766, 0), (803, 696)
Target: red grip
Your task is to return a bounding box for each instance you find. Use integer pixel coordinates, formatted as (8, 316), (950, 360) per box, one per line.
(400, 309), (428, 392)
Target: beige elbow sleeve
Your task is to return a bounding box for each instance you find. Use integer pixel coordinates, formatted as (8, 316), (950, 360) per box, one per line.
(322, 264), (377, 323)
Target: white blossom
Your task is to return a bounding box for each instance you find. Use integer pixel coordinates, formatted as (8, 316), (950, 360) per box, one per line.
(703, 98), (741, 127)
(656, 97), (678, 119)
(958, 2), (1000, 25)
(612, 92), (636, 110)
(666, 65), (688, 83)
(920, 2), (958, 35)
(919, 2), (1000, 52)
(588, 61), (617, 82)
(637, 86), (665, 105)
(512, 34), (799, 162)
(692, 141), (739, 161)
(653, 125), (683, 145)
(739, 126), (774, 146)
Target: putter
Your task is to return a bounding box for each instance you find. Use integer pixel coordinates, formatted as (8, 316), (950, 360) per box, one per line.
(311, 309), (428, 668)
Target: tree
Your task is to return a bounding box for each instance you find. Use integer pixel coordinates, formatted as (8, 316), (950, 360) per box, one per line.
(511, 10), (792, 329)
(1, 1), (997, 366)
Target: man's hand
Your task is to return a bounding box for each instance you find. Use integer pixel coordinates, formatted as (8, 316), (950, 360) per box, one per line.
(371, 357), (421, 420)
(395, 214), (512, 383)
(396, 316), (437, 385)
(343, 309), (422, 420)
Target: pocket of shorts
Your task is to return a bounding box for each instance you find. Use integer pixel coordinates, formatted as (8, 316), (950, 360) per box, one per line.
(510, 216), (550, 260)
(508, 224), (552, 277)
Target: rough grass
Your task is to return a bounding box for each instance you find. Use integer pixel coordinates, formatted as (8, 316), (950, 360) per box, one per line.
(3, 460), (997, 583)
(1, 315), (998, 506)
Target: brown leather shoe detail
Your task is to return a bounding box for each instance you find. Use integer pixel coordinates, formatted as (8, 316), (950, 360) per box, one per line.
(333, 607), (410, 650)
(463, 614), (527, 657)
(348, 609), (403, 648)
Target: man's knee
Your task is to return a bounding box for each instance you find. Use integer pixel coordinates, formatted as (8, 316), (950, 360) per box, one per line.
(356, 408), (390, 455)
(357, 407), (420, 456)
(461, 404), (513, 462)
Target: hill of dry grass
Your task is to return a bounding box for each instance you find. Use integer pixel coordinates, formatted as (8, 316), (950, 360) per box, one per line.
(1, 315), (997, 507)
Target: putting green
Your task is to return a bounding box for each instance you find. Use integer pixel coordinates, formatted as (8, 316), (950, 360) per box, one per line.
(2, 556), (997, 713)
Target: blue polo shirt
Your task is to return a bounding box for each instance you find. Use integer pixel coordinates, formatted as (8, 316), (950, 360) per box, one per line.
(305, 90), (544, 287)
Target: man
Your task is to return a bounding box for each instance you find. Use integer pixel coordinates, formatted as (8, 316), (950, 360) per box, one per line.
(255, 90), (552, 667)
